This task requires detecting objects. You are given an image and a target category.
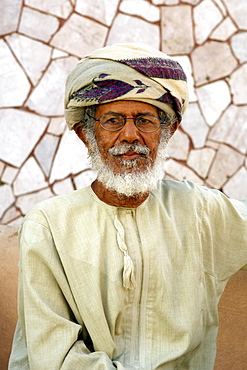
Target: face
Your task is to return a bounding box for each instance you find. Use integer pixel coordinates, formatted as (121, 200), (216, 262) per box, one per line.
(93, 100), (162, 174)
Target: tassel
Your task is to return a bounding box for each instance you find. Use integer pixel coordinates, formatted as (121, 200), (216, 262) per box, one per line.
(123, 253), (136, 289)
(114, 216), (136, 290)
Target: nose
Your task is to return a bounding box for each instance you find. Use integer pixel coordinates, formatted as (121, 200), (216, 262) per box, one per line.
(118, 118), (141, 143)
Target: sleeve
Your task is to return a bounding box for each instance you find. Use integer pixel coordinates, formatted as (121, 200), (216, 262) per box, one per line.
(201, 189), (247, 280)
(9, 213), (125, 370)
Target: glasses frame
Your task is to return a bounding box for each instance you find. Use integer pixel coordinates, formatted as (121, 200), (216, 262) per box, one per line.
(91, 113), (172, 133)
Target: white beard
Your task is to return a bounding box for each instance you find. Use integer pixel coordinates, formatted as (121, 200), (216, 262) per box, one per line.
(87, 131), (172, 197)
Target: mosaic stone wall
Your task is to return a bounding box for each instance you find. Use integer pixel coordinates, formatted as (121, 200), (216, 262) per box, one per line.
(0, 0), (247, 226)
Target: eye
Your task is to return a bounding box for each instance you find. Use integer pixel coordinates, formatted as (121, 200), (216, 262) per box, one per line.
(102, 114), (122, 126)
(138, 117), (151, 124)
(136, 115), (156, 126)
(106, 117), (120, 124)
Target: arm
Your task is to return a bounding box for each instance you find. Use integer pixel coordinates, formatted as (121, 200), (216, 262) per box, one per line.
(9, 217), (125, 370)
(201, 188), (247, 279)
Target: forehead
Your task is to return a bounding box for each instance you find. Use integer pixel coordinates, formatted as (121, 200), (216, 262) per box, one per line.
(95, 100), (158, 117)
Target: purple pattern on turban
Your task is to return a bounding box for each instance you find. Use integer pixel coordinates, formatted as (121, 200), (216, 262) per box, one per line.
(119, 58), (187, 81)
(71, 74), (150, 103)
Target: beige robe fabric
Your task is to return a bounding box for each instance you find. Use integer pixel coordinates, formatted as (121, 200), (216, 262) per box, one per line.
(9, 180), (247, 370)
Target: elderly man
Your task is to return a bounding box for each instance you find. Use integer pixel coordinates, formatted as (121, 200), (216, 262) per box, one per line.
(9, 43), (247, 370)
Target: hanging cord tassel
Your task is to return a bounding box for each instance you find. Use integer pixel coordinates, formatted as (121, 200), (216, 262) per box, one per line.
(114, 216), (136, 290)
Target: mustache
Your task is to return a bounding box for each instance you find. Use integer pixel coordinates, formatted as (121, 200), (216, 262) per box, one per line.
(108, 143), (150, 156)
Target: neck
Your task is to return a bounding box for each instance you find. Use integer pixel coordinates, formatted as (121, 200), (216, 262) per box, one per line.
(91, 179), (149, 208)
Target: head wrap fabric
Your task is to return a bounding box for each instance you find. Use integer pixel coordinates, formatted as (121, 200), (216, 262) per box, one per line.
(64, 43), (189, 130)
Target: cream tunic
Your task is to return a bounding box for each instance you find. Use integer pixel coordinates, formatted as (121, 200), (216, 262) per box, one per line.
(9, 180), (247, 370)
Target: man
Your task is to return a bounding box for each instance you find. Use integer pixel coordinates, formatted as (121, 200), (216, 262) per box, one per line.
(9, 43), (247, 369)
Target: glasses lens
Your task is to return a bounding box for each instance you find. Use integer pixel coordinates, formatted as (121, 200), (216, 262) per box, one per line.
(136, 115), (160, 132)
(100, 114), (124, 131)
(99, 113), (161, 132)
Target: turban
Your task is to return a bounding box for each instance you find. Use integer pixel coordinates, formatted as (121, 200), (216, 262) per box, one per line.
(64, 43), (189, 130)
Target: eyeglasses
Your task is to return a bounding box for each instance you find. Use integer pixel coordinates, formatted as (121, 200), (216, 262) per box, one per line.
(93, 113), (172, 133)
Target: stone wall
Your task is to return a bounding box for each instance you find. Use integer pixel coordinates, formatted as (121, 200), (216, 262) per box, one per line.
(0, 0), (247, 225)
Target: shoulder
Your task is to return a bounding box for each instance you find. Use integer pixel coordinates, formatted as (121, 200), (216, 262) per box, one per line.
(23, 186), (94, 226)
(158, 178), (230, 200)
(157, 179), (247, 221)
(155, 179), (246, 215)
(156, 179), (211, 203)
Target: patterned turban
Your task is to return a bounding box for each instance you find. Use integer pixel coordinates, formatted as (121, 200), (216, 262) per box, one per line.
(64, 43), (189, 130)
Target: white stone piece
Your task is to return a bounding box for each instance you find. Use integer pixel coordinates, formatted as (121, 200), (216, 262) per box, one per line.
(210, 17), (237, 41)
(181, 103), (209, 148)
(165, 159), (204, 185)
(206, 144), (244, 188)
(172, 56), (197, 102)
(213, 0), (227, 16)
(209, 105), (247, 155)
(0, 162), (5, 177)
(0, 0), (22, 35)
(181, 0), (200, 4)
(107, 14), (160, 49)
(16, 188), (54, 215)
(26, 57), (78, 116)
(206, 140), (219, 150)
(187, 148), (215, 178)
(161, 6), (194, 54)
(7, 217), (24, 227)
(35, 134), (59, 177)
(223, 166), (247, 200)
(52, 49), (68, 59)
(49, 130), (91, 184)
(228, 64), (247, 105)
(168, 130), (190, 160)
(19, 7), (59, 42)
(120, 1), (160, 22)
(5, 33), (52, 85)
(73, 170), (97, 190)
(231, 32), (247, 63)
(194, 0), (223, 45)
(48, 118), (66, 136)
(0, 109), (48, 167)
(0, 184), (15, 218)
(223, 0), (247, 30)
(196, 80), (231, 126)
(53, 178), (74, 195)
(13, 157), (48, 196)
(0, 206), (22, 225)
(1, 166), (19, 185)
(51, 14), (108, 58)
(76, 0), (120, 26)
(152, 0), (179, 4)
(0, 39), (30, 108)
(25, 0), (72, 19)
(191, 41), (237, 86)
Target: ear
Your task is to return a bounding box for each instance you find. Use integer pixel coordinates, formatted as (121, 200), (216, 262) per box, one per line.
(74, 124), (89, 148)
(170, 120), (179, 137)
